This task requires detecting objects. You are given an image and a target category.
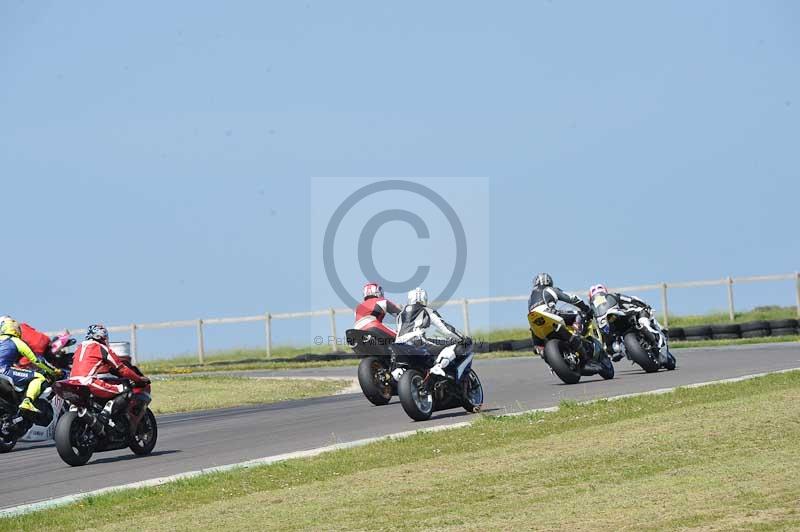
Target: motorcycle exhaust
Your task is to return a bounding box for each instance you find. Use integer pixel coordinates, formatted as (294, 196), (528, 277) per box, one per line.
(79, 410), (106, 436)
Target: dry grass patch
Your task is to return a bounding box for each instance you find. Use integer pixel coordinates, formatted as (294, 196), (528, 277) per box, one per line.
(150, 376), (352, 414)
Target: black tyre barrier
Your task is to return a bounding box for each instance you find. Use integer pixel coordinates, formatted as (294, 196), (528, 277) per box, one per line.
(770, 327), (799, 337)
(768, 319), (799, 330)
(489, 340), (512, 351)
(510, 339), (533, 351)
(739, 321), (771, 333)
(682, 325), (712, 340)
(666, 327), (685, 341)
(711, 323), (741, 340)
(742, 329), (771, 338)
(712, 333), (741, 340)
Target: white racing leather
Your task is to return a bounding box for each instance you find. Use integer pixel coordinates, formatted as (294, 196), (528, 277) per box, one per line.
(431, 344), (458, 376)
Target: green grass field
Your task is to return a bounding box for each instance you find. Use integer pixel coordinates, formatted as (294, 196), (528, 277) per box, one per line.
(139, 306), (797, 375)
(5, 370), (799, 531)
(149, 377), (352, 414)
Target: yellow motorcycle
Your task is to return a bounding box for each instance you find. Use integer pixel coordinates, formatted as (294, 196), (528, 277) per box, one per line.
(527, 305), (614, 384)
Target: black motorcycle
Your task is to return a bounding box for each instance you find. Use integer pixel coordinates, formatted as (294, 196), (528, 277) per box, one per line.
(391, 338), (483, 422)
(594, 303), (676, 373)
(346, 329), (396, 406)
(53, 375), (157, 467)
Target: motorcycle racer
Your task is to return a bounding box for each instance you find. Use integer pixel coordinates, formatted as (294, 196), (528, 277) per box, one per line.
(588, 284), (671, 362)
(0, 318), (61, 414)
(70, 325), (150, 418)
(527, 272), (593, 357)
(395, 287), (467, 377)
(354, 282), (402, 340)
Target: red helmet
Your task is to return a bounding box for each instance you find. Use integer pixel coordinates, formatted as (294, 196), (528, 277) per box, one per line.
(362, 282), (383, 299)
(589, 284), (608, 300)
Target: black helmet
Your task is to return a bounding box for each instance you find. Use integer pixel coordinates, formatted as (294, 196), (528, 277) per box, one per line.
(533, 272), (553, 288)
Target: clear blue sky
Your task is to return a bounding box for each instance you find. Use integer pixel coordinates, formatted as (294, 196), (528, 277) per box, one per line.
(2, 2), (798, 358)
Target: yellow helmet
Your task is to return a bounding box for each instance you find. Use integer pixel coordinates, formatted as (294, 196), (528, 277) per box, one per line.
(0, 318), (21, 338)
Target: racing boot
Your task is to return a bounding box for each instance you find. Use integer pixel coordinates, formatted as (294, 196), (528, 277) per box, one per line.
(98, 394), (128, 425)
(18, 398), (40, 415)
(18, 374), (46, 416)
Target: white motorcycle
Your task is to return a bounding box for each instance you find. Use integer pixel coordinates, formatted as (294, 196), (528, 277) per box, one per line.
(593, 301), (676, 373)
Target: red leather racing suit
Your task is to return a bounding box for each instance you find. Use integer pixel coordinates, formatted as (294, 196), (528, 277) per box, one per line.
(70, 340), (148, 399)
(354, 296), (401, 339)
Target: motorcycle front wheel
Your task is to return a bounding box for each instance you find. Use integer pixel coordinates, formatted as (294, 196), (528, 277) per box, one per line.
(663, 352), (677, 371)
(55, 411), (95, 466)
(598, 355), (615, 380)
(461, 369), (484, 413)
(129, 408), (158, 456)
(398, 369), (434, 421)
(624, 332), (659, 373)
(544, 340), (581, 384)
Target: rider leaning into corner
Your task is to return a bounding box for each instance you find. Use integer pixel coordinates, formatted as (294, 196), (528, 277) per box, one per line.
(70, 324), (150, 423)
(588, 284), (673, 363)
(0, 317), (62, 414)
(527, 272), (595, 360)
(354, 282), (402, 341)
(395, 287), (469, 378)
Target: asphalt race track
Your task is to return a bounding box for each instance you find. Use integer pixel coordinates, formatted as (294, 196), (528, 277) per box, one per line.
(1, 343), (798, 511)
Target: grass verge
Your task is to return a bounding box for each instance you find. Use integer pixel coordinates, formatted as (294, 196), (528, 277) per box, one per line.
(149, 377), (352, 414)
(5, 370), (800, 531)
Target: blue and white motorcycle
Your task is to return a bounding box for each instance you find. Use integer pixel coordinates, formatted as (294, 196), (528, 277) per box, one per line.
(0, 334), (75, 452)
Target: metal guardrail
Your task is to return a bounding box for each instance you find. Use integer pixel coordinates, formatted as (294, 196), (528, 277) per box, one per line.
(47, 272), (800, 364)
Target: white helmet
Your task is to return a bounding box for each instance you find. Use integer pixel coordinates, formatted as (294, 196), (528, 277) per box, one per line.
(407, 287), (428, 306)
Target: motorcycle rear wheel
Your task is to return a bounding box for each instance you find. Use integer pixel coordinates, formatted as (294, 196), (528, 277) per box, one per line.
(398, 369), (434, 421)
(624, 332), (659, 373)
(55, 411), (94, 466)
(544, 340), (581, 384)
(357, 356), (392, 406)
(129, 408), (158, 456)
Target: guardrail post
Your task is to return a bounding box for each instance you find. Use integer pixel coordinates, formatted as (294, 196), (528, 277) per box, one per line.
(196, 319), (205, 364)
(265, 313), (272, 358)
(660, 283), (669, 328)
(796, 271), (800, 318)
(329, 308), (338, 352)
(130, 323), (138, 365)
(726, 276), (735, 321)
(461, 299), (471, 336)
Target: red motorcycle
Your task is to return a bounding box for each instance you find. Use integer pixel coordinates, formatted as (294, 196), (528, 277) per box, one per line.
(52, 377), (157, 466)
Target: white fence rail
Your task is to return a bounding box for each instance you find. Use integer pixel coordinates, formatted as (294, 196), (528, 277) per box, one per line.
(48, 272), (800, 365)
